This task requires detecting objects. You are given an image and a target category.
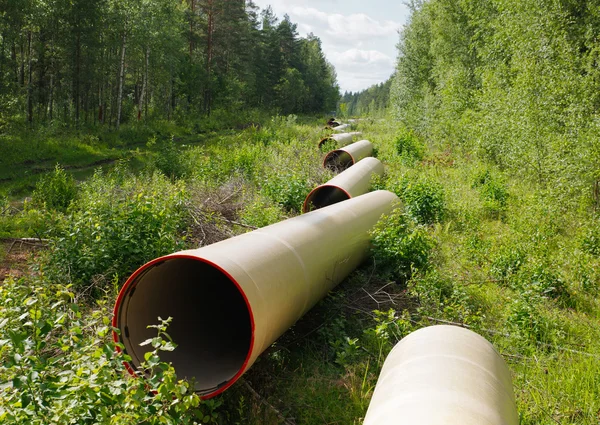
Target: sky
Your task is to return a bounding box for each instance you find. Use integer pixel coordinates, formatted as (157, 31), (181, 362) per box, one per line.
(252, 0), (411, 93)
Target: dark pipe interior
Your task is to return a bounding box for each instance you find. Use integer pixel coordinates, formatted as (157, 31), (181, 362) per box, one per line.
(120, 258), (252, 394)
(303, 186), (350, 212)
(324, 151), (353, 172)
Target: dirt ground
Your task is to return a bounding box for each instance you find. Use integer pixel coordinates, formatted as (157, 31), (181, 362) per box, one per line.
(0, 238), (46, 281)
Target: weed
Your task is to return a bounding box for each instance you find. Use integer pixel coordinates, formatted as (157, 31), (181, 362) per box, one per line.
(31, 164), (78, 213)
(389, 176), (446, 225)
(394, 127), (425, 164)
(45, 167), (188, 294)
(371, 207), (435, 281)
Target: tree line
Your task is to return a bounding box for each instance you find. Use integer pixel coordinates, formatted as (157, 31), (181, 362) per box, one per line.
(391, 0), (600, 208)
(0, 0), (340, 128)
(339, 78), (392, 117)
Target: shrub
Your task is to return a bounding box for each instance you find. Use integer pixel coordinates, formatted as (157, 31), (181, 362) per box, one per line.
(472, 169), (508, 218)
(261, 172), (312, 212)
(580, 221), (600, 257)
(506, 293), (564, 349)
(490, 245), (526, 285)
(371, 207), (435, 281)
(46, 167), (189, 294)
(31, 164), (77, 212)
(0, 276), (214, 424)
(239, 197), (283, 228)
(148, 135), (188, 180)
(394, 127), (425, 164)
(390, 176), (445, 225)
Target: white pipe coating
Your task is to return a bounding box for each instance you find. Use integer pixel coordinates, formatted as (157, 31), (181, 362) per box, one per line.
(363, 325), (519, 425)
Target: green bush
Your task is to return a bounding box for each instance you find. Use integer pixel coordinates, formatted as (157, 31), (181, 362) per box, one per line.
(46, 167), (189, 294)
(0, 276), (216, 424)
(506, 293), (564, 349)
(472, 169), (508, 218)
(148, 135), (188, 180)
(239, 197), (283, 228)
(490, 245), (526, 285)
(390, 176), (445, 225)
(371, 207), (435, 281)
(31, 165), (78, 213)
(580, 221), (600, 257)
(261, 172), (312, 212)
(394, 127), (425, 164)
(408, 270), (481, 325)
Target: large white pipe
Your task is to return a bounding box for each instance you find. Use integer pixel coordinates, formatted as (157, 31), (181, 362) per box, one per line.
(302, 157), (384, 213)
(363, 325), (519, 425)
(113, 190), (399, 399)
(323, 140), (373, 171)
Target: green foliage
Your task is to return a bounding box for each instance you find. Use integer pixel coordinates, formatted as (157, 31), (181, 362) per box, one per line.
(490, 245), (526, 285)
(390, 176), (446, 225)
(31, 165), (78, 213)
(148, 135), (188, 180)
(472, 169), (509, 218)
(45, 166), (188, 294)
(408, 271), (482, 325)
(394, 128), (425, 164)
(506, 293), (564, 348)
(239, 197), (283, 228)
(261, 172), (312, 212)
(0, 276), (210, 424)
(371, 208), (435, 281)
(580, 220), (600, 257)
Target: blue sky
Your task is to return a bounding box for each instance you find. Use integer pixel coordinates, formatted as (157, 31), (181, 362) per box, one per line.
(252, 0), (411, 93)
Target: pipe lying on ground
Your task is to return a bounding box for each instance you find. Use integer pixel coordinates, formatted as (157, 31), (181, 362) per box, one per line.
(318, 132), (354, 150)
(332, 123), (350, 132)
(113, 190), (399, 399)
(363, 325), (519, 425)
(302, 157), (384, 213)
(323, 139), (373, 171)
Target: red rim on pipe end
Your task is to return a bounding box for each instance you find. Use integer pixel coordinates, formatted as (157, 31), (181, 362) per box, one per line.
(112, 254), (256, 399)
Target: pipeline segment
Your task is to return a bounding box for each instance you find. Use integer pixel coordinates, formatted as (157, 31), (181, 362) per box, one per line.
(302, 157), (384, 213)
(363, 325), (519, 425)
(319, 133), (353, 150)
(323, 139), (373, 171)
(113, 190), (399, 399)
(332, 123), (350, 132)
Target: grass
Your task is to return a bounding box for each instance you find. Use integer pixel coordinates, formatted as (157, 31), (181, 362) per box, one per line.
(0, 115), (599, 423)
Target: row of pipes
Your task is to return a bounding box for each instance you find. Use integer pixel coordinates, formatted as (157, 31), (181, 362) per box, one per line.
(112, 120), (519, 423)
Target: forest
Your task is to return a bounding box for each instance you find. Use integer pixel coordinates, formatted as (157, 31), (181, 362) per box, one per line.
(0, 0), (339, 127)
(1, 0), (600, 424)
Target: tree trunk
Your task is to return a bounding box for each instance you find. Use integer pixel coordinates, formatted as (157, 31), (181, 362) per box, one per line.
(27, 31), (33, 126)
(116, 29), (127, 130)
(138, 46), (149, 121)
(204, 0), (214, 116)
(75, 30), (81, 125)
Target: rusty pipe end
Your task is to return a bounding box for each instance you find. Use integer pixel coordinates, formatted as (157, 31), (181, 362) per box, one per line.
(323, 150), (354, 171)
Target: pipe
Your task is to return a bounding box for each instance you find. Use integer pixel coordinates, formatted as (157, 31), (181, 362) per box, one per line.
(363, 325), (519, 425)
(332, 123), (350, 132)
(302, 157), (384, 213)
(112, 190), (399, 399)
(323, 139), (373, 171)
(318, 132), (354, 150)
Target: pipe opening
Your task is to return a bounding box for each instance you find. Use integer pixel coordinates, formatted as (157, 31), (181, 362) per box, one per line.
(303, 185), (351, 213)
(118, 257), (252, 395)
(324, 150), (354, 171)
(319, 137), (336, 152)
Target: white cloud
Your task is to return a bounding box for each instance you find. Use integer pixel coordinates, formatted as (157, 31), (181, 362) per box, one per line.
(252, 0), (407, 92)
(291, 7), (400, 42)
(332, 49), (393, 67)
